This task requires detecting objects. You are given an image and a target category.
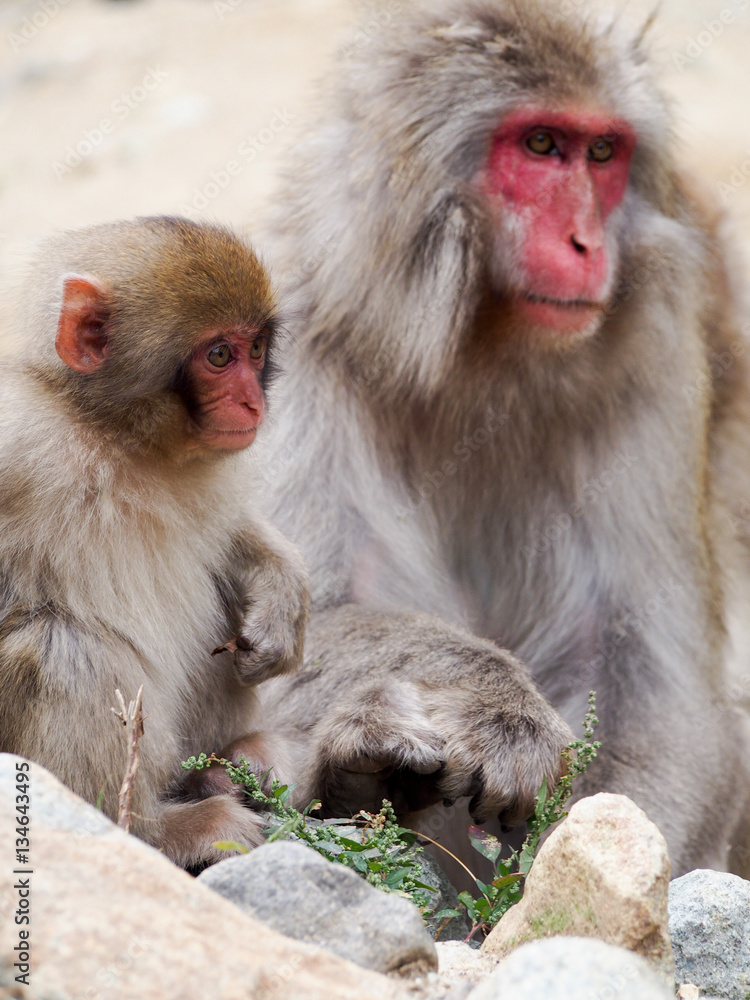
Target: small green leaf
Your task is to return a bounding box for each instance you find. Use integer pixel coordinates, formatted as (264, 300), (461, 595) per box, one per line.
(535, 778), (548, 813)
(266, 816), (303, 843)
(393, 828), (419, 846)
(213, 840), (250, 854)
(315, 841), (343, 856)
(337, 837), (368, 851)
(468, 825), (503, 863)
(491, 873), (523, 890)
(384, 866), (412, 888)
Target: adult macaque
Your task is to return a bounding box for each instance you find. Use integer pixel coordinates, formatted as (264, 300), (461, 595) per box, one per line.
(0, 217), (309, 867)
(258, 0), (750, 875)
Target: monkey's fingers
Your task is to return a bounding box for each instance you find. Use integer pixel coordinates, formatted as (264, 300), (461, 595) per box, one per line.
(232, 615), (302, 683)
(320, 760), (447, 819)
(313, 685), (445, 817)
(434, 711), (571, 828)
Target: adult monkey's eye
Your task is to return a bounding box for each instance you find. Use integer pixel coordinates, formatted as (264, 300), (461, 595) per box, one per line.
(250, 337), (266, 361)
(526, 130), (556, 155)
(207, 344), (232, 367)
(589, 137), (615, 162)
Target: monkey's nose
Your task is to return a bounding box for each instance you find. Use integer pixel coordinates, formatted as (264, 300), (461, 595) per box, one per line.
(569, 222), (603, 256)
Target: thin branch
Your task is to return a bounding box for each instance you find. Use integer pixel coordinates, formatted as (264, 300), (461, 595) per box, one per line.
(413, 828), (478, 884)
(112, 685), (145, 833)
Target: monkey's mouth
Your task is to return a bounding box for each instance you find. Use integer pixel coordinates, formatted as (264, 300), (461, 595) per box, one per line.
(520, 292), (603, 310)
(191, 425), (259, 452)
(515, 291), (604, 334)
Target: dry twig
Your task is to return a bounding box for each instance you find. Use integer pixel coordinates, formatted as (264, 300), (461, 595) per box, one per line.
(112, 685), (145, 832)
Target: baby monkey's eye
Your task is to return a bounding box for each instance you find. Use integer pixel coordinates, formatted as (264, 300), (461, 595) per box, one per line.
(207, 344), (232, 368)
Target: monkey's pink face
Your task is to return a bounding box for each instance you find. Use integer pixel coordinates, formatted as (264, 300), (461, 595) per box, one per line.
(186, 329), (268, 451)
(481, 108), (636, 336)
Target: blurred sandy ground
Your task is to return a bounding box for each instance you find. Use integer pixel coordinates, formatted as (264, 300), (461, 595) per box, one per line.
(0, 0), (749, 304)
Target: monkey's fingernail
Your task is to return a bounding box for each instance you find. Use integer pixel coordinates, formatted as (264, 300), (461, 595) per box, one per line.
(211, 637), (239, 656)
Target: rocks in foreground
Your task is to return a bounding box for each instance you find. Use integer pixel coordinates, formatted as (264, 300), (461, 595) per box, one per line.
(482, 793), (674, 983)
(3, 753), (749, 1000)
(0, 755), (409, 1000)
(669, 868), (750, 999)
(468, 937), (674, 999)
(198, 840), (438, 976)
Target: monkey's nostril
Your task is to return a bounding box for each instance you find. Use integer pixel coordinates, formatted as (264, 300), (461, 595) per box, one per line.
(571, 235), (587, 254)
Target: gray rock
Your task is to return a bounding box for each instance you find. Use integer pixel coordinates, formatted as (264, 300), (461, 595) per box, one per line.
(435, 941), (500, 984)
(0, 753), (112, 837)
(468, 936), (674, 1000)
(0, 757), (409, 1000)
(264, 812), (470, 941)
(669, 868), (750, 998)
(416, 849), (472, 941)
(198, 840), (438, 976)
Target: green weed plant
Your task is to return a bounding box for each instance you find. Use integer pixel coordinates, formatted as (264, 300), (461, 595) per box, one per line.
(182, 691), (600, 940)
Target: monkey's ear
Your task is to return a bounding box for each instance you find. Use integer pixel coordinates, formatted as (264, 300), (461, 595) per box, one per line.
(55, 273), (111, 374)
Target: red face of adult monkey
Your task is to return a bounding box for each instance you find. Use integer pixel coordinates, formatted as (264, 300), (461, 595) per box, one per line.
(481, 108), (636, 336)
(257, 0), (750, 879)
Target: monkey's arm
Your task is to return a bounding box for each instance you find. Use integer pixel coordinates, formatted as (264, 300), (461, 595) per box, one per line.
(258, 604), (572, 827)
(220, 519), (310, 686)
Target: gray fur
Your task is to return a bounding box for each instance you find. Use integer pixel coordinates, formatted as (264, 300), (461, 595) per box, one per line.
(0, 218), (309, 868)
(258, 0), (750, 875)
